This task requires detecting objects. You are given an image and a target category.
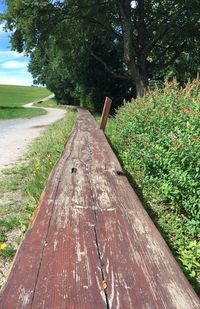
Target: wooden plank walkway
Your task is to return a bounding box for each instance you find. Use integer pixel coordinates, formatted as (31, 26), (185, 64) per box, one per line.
(0, 109), (199, 309)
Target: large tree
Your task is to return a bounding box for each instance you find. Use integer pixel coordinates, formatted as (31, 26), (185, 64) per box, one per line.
(2, 0), (200, 100)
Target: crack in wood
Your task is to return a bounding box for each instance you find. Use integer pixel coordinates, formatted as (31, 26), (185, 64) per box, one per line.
(93, 224), (110, 309)
(82, 136), (111, 308)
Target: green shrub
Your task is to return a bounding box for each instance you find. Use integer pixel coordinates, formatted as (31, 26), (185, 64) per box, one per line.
(106, 78), (200, 289)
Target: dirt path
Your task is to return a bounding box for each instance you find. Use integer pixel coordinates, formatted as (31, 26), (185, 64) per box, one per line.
(0, 95), (66, 171)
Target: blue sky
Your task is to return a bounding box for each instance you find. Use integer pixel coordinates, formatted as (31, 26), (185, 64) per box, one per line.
(0, 1), (33, 85)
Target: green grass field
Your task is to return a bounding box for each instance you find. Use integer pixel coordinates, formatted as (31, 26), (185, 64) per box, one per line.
(0, 85), (51, 119)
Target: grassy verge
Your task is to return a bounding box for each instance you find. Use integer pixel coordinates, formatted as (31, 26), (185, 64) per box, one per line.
(0, 106), (47, 119)
(33, 98), (58, 108)
(0, 85), (51, 119)
(0, 110), (76, 287)
(33, 98), (78, 110)
(104, 79), (200, 294)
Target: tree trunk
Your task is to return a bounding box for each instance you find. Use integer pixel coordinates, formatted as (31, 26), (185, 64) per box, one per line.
(136, 57), (148, 97)
(119, 0), (148, 97)
(136, 78), (147, 97)
(130, 63), (148, 97)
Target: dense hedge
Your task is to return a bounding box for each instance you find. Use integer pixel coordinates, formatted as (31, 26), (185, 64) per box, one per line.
(106, 78), (200, 288)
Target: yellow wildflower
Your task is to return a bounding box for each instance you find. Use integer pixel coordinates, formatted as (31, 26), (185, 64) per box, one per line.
(0, 243), (7, 250)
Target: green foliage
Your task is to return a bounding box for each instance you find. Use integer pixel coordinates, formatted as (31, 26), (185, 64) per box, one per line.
(0, 231), (7, 243)
(106, 78), (200, 289)
(154, 206), (200, 286)
(0, 245), (16, 260)
(0, 216), (21, 230)
(3, 0), (199, 107)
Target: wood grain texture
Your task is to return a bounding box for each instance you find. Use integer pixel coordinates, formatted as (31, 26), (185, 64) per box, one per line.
(0, 109), (199, 309)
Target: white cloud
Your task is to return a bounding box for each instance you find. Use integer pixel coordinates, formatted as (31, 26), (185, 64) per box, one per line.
(0, 51), (25, 66)
(0, 76), (33, 86)
(0, 22), (6, 33)
(0, 23), (33, 86)
(0, 50), (21, 56)
(2, 60), (28, 69)
(0, 50), (26, 58)
(0, 22), (10, 37)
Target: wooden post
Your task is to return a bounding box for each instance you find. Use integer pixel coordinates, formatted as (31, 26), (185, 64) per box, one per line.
(99, 97), (112, 131)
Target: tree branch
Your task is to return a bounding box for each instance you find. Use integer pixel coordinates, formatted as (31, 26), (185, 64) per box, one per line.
(154, 41), (187, 69)
(143, 27), (169, 55)
(144, 6), (187, 55)
(79, 15), (122, 39)
(90, 51), (128, 80)
(163, 41), (187, 67)
(155, 39), (178, 60)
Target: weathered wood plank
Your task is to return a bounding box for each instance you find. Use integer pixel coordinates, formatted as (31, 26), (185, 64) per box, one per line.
(99, 97), (112, 131)
(0, 109), (199, 309)
(30, 155), (106, 308)
(76, 110), (200, 308)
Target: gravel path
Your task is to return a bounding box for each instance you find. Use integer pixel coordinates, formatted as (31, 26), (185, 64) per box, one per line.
(0, 95), (66, 171)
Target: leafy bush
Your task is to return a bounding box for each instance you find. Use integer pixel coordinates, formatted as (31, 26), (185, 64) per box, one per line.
(106, 78), (200, 289)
